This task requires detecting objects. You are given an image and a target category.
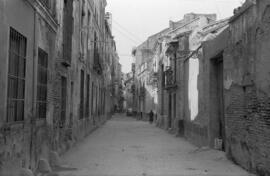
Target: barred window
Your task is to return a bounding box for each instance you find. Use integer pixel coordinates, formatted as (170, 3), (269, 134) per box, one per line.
(37, 48), (48, 119)
(7, 27), (27, 122)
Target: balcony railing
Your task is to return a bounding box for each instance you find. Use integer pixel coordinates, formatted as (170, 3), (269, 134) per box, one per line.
(165, 66), (177, 89)
(146, 72), (158, 88)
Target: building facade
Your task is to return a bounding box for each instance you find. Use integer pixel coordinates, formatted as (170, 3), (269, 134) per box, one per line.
(0, 0), (118, 174)
(132, 1), (270, 175)
(223, 0), (270, 175)
(156, 13), (217, 133)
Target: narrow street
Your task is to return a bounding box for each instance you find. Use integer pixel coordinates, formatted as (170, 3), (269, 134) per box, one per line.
(58, 114), (252, 176)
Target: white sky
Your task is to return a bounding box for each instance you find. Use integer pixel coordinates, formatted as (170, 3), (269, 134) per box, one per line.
(106, 0), (243, 73)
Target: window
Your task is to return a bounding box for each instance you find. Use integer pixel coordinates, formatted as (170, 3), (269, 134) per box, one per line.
(60, 76), (67, 126)
(63, 0), (73, 66)
(87, 11), (91, 50)
(85, 74), (90, 117)
(80, 70), (84, 119)
(37, 48), (48, 119)
(80, 0), (85, 52)
(7, 28), (27, 122)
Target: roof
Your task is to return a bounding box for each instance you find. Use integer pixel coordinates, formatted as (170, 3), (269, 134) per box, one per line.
(200, 18), (230, 36)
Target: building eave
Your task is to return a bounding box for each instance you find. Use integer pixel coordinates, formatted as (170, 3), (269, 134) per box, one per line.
(229, 0), (256, 23)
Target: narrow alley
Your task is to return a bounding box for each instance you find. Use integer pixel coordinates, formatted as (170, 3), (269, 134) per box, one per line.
(58, 114), (251, 176)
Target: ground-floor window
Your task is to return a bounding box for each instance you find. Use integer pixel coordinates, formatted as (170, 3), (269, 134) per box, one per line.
(7, 27), (27, 122)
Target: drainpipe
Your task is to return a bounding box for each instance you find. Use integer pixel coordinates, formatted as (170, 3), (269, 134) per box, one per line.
(29, 6), (37, 170)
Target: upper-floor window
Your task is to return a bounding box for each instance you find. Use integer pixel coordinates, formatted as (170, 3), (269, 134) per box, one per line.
(7, 27), (27, 122)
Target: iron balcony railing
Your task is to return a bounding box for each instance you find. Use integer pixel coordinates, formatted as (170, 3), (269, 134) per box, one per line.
(165, 66), (177, 89)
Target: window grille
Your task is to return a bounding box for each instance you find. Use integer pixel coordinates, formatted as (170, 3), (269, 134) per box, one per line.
(7, 27), (27, 122)
(37, 48), (48, 119)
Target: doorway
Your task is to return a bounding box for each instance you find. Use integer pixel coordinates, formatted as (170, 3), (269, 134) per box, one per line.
(210, 55), (225, 151)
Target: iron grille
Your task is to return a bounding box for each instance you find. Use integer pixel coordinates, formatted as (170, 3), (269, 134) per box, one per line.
(7, 27), (27, 122)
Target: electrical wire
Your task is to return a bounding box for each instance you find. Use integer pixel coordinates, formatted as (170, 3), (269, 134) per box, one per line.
(113, 27), (140, 45)
(112, 19), (143, 43)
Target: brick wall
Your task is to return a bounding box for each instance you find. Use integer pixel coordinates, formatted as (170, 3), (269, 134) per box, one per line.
(224, 1), (270, 175)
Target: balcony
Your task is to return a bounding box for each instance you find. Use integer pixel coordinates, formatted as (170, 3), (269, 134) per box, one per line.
(146, 72), (158, 88)
(165, 66), (177, 90)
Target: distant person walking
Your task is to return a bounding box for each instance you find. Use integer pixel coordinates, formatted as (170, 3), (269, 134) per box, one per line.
(149, 110), (154, 124)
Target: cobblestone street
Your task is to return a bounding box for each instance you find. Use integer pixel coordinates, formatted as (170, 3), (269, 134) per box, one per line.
(58, 114), (252, 176)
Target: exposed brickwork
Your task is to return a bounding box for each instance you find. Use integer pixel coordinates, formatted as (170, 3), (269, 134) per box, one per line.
(224, 1), (270, 175)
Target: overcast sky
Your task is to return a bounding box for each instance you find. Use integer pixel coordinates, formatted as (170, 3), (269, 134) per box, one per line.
(106, 0), (243, 73)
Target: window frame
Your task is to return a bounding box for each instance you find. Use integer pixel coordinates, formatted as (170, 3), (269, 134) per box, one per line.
(6, 27), (27, 123)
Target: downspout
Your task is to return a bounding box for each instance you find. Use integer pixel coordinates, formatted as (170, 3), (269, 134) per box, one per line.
(30, 6), (37, 170)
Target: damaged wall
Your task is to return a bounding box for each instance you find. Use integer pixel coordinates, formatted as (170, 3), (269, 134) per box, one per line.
(224, 0), (270, 175)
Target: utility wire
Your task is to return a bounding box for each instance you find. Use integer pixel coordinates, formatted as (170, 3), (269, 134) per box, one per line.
(113, 27), (140, 45)
(113, 25), (142, 44)
(112, 19), (143, 43)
